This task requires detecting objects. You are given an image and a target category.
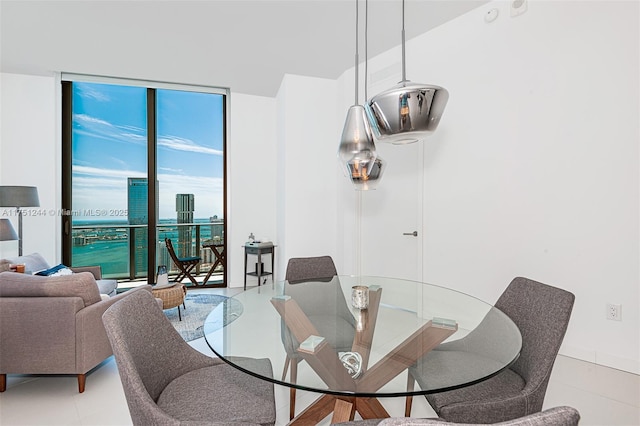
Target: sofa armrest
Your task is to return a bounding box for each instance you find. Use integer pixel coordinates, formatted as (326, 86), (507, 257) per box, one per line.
(76, 285), (153, 372)
(0, 297), (84, 374)
(70, 266), (102, 280)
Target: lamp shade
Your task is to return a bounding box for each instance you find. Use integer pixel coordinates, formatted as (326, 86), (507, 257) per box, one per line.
(338, 105), (386, 190)
(345, 155), (385, 191)
(0, 219), (18, 241)
(367, 81), (449, 144)
(0, 186), (40, 207)
(338, 105), (378, 168)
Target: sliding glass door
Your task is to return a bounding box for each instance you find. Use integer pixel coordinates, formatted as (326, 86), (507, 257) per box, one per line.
(62, 76), (227, 287)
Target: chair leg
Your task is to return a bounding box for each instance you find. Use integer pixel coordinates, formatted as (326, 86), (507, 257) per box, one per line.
(0, 373), (6, 392)
(178, 306), (182, 321)
(281, 355), (291, 381)
(405, 371), (415, 417)
(77, 373), (86, 393)
(184, 264), (199, 286)
(289, 359), (298, 420)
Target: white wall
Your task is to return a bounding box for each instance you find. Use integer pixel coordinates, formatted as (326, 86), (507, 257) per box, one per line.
(354, 0), (639, 373)
(0, 73), (59, 261)
(275, 74), (342, 277)
(227, 92), (277, 287)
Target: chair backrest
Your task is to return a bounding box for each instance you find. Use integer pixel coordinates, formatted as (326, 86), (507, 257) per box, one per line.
(285, 256), (338, 284)
(495, 277), (575, 410)
(165, 238), (179, 263)
(373, 406), (580, 425)
(102, 289), (210, 423)
(281, 256), (354, 357)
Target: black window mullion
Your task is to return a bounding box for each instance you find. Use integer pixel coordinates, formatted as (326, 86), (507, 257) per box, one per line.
(61, 81), (73, 265)
(147, 89), (158, 284)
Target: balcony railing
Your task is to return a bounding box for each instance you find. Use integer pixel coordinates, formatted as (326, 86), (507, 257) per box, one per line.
(71, 221), (224, 284)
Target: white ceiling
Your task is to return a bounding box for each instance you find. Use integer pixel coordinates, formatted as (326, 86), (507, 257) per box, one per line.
(0, 0), (488, 97)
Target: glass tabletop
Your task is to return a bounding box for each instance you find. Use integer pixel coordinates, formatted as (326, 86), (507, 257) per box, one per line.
(203, 276), (521, 398)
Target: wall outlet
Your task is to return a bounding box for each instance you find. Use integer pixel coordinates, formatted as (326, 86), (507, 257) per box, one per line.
(606, 303), (622, 321)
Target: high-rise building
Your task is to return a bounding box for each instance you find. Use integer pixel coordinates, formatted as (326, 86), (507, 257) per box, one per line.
(210, 214), (224, 242)
(176, 194), (194, 257)
(128, 178), (148, 276)
(127, 178), (148, 225)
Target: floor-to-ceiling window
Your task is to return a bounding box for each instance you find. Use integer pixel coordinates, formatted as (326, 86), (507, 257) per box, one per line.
(61, 75), (227, 288)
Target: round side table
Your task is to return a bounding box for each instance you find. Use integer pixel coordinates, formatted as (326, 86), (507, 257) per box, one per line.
(152, 283), (186, 320)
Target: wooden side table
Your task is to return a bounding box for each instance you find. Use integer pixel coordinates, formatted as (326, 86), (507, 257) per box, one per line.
(243, 243), (275, 290)
(152, 283), (186, 320)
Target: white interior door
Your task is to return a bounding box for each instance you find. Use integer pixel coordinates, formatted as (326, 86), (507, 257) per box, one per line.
(359, 141), (423, 281)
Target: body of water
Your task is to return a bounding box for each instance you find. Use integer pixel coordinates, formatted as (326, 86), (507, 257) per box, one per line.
(72, 219), (222, 279)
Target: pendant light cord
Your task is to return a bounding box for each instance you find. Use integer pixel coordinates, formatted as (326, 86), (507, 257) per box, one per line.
(401, 0), (407, 82)
(365, 0), (368, 101)
(354, 0), (359, 104)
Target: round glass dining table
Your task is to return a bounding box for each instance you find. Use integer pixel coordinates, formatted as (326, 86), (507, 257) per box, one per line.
(203, 276), (521, 424)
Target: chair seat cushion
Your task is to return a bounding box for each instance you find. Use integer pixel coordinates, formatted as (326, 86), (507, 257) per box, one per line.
(426, 367), (526, 421)
(411, 349), (510, 392)
(178, 256), (200, 263)
(157, 360), (275, 425)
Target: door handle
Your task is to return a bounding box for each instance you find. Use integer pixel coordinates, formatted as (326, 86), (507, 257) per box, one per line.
(403, 231), (418, 237)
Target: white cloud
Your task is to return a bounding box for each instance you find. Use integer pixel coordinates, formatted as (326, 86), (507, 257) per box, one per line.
(158, 135), (223, 156)
(76, 85), (110, 102)
(75, 113), (221, 156)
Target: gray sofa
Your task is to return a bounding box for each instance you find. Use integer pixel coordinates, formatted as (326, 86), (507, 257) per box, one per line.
(0, 252), (118, 296)
(0, 270), (152, 393)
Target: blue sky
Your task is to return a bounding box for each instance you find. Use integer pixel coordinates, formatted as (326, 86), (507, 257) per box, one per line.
(72, 82), (224, 221)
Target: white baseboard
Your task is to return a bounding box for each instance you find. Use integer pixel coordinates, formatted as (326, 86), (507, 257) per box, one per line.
(560, 345), (640, 375)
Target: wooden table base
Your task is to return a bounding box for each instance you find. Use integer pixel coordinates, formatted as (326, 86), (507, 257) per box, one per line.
(273, 287), (457, 426)
(289, 395), (390, 425)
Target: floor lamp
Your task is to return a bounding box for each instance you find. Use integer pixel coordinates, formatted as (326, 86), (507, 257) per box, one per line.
(0, 186), (40, 256)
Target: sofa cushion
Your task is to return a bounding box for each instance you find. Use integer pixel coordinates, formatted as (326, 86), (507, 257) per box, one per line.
(96, 279), (118, 297)
(0, 259), (11, 273)
(0, 271), (102, 307)
(5, 252), (50, 273)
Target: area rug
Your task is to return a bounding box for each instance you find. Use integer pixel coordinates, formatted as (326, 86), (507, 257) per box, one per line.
(163, 293), (243, 342)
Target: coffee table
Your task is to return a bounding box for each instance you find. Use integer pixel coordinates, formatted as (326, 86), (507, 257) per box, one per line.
(203, 276), (521, 424)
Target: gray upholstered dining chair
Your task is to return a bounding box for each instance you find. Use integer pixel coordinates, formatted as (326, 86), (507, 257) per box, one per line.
(102, 289), (276, 426)
(281, 255), (356, 420)
(406, 277), (575, 424)
(335, 405), (581, 425)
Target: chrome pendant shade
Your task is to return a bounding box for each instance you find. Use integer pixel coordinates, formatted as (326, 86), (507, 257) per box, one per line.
(367, 80), (449, 144)
(338, 105), (385, 191)
(345, 156), (385, 191)
(339, 105), (376, 167)
(337, 0), (384, 191)
(367, 0), (448, 144)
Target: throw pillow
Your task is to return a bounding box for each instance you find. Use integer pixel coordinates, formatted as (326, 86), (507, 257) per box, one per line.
(0, 259), (11, 273)
(35, 263), (73, 277)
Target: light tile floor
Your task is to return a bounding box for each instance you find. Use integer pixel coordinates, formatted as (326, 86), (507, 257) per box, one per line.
(1, 287), (639, 426)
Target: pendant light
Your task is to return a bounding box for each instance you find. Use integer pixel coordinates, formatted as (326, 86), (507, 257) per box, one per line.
(338, 0), (385, 191)
(366, 0), (449, 144)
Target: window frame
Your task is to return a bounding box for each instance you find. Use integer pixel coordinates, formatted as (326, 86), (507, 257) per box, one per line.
(61, 74), (229, 287)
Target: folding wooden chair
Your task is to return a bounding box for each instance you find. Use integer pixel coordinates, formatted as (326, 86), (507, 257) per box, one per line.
(165, 238), (201, 286)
